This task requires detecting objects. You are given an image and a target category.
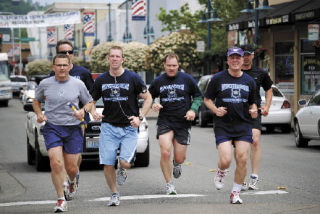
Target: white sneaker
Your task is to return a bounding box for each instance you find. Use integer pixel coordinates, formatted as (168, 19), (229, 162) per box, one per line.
(166, 182), (177, 195)
(241, 182), (248, 191)
(172, 161), (182, 179)
(108, 192), (120, 206)
(248, 176), (259, 190)
(214, 169), (227, 190)
(116, 158), (128, 186)
(54, 199), (68, 212)
(230, 191), (243, 204)
(64, 178), (77, 201)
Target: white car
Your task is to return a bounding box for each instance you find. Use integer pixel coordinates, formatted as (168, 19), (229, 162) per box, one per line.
(21, 81), (37, 109)
(260, 85), (292, 133)
(9, 75), (28, 95)
(25, 99), (150, 171)
(293, 90), (320, 147)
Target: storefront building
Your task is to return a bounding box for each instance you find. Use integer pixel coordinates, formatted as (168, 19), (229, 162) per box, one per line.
(227, 0), (320, 114)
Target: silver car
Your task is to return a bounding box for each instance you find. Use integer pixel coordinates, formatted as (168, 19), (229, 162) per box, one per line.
(293, 90), (320, 147)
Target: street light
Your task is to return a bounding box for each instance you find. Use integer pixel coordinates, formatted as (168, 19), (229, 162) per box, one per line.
(144, 0), (154, 45)
(94, 9), (99, 46)
(81, 9), (87, 63)
(198, 0), (221, 75)
(241, 0), (272, 65)
(107, 3), (113, 41)
(123, 0), (132, 43)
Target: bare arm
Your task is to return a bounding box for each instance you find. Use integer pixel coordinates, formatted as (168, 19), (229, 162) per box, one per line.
(203, 97), (227, 117)
(32, 99), (47, 123)
(128, 91), (152, 128)
(261, 88), (272, 116)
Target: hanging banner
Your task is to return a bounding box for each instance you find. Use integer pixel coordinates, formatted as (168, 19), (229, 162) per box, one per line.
(131, 0), (146, 21)
(0, 11), (81, 28)
(64, 24), (74, 41)
(83, 11), (95, 37)
(308, 24), (319, 41)
(47, 28), (57, 47)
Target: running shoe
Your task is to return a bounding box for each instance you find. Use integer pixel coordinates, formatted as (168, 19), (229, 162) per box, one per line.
(172, 160), (182, 179)
(166, 182), (177, 195)
(65, 178), (77, 201)
(108, 192), (120, 206)
(116, 158), (127, 186)
(230, 191), (243, 204)
(248, 175), (259, 190)
(54, 199), (68, 212)
(76, 171), (80, 187)
(214, 169), (227, 190)
(241, 181), (248, 191)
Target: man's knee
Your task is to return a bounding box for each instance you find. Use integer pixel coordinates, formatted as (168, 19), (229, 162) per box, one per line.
(50, 158), (64, 173)
(161, 149), (171, 161)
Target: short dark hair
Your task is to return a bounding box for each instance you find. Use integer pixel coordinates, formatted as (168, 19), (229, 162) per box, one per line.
(53, 54), (71, 65)
(109, 46), (124, 58)
(163, 53), (179, 63)
(56, 39), (73, 53)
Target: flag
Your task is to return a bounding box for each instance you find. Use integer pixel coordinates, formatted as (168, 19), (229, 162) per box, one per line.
(131, 0), (146, 21)
(64, 24), (74, 41)
(83, 11), (95, 37)
(47, 28), (57, 47)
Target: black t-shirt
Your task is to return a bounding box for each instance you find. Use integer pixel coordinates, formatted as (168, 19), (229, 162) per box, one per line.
(91, 69), (147, 127)
(205, 70), (256, 136)
(243, 67), (273, 107)
(148, 71), (202, 128)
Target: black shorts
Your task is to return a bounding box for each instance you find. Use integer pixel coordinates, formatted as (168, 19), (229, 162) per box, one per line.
(157, 124), (191, 145)
(252, 111), (262, 130)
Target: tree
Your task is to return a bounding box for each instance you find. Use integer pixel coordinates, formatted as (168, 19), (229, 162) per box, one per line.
(27, 59), (52, 77)
(157, 0), (247, 55)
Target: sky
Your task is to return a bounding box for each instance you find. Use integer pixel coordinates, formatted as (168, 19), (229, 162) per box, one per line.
(32, 0), (123, 6)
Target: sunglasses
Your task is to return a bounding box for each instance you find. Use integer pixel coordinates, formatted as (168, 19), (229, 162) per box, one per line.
(58, 50), (73, 55)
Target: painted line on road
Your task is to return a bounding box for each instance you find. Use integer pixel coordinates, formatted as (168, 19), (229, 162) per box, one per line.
(0, 200), (56, 207)
(242, 190), (288, 195)
(89, 194), (206, 202)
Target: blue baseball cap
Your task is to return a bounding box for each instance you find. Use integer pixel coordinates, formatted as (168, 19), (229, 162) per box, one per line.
(227, 47), (244, 57)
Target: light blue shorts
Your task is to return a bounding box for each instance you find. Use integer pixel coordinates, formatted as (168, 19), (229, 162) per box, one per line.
(99, 122), (138, 165)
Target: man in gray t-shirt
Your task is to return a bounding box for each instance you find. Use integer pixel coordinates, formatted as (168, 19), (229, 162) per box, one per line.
(33, 54), (93, 213)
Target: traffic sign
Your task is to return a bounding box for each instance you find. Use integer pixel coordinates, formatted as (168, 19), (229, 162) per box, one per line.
(20, 37), (36, 42)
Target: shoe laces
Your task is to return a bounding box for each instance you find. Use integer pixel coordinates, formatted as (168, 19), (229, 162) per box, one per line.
(216, 170), (226, 181)
(56, 199), (65, 206)
(69, 182), (75, 193)
(231, 191), (240, 198)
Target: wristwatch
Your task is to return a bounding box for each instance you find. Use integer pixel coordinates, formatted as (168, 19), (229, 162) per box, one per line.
(83, 107), (88, 114)
(139, 115), (143, 121)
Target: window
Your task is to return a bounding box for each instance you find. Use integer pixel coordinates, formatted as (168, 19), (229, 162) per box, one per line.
(300, 39), (320, 94)
(274, 42), (294, 93)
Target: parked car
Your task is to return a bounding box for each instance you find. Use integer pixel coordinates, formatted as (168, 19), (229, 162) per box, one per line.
(25, 99), (150, 171)
(293, 89), (320, 147)
(9, 75), (28, 96)
(21, 81), (37, 109)
(195, 75), (213, 127)
(260, 85), (292, 133)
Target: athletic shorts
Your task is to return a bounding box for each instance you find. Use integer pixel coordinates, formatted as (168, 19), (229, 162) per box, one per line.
(157, 124), (191, 145)
(99, 122), (138, 165)
(251, 111), (262, 130)
(215, 135), (253, 145)
(42, 122), (83, 154)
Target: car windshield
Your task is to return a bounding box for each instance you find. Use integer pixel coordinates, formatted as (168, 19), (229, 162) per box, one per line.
(27, 82), (37, 90)
(198, 76), (212, 93)
(260, 86), (283, 97)
(10, 77), (27, 82)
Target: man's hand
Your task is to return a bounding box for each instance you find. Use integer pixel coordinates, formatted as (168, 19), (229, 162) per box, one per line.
(152, 103), (163, 112)
(91, 111), (104, 121)
(216, 107), (227, 117)
(73, 109), (85, 121)
(184, 110), (195, 121)
(36, 113), (47, 123)
(260, 106), (270, 117)
(128, 116), (140, 128)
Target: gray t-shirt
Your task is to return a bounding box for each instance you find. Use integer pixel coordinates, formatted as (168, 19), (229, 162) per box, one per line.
(35, 76), (93, 126)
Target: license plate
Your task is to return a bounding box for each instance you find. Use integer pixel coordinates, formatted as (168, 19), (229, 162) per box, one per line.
(86, 138), (99, 148)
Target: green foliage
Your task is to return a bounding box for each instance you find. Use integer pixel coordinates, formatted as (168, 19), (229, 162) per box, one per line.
(72, 57), (91, 71)
(0, 0), (42, 15)
(90, 41), (148, 73)
(146, 30), (200, 74)
(27, 59), (52, 77)
(156, 0), (247, 55)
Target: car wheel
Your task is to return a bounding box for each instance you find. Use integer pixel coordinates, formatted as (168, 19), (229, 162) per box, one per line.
(134, 140), (150, 167)
(281, 124), (292, 133)
(35, 133), (49, 171)
(294, 121), (309, 148)
(27, 136), (35, 165)
(199, 111), (207, 127)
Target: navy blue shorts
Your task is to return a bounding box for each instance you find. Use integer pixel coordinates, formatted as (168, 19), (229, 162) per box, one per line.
(42, 122), (83, 154)
(215, 135), (253, 145)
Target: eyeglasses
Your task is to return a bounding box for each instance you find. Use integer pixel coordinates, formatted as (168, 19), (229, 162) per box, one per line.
(54, 64), (69, 68)
(58, 50), (73, 55)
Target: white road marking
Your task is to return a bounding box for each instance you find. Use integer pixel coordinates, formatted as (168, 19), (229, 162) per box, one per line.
(0, 191), (288, 207)
(242, 190), (288, 195)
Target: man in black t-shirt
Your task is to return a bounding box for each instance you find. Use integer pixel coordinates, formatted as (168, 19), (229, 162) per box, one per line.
(148, 53), (202, 195)
(240, 45), (273, 191)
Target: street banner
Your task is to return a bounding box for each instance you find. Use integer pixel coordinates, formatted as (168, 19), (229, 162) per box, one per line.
(0, 11), (81, 28)
(47, 28), (57, 47)
(131, 0), (146, 21)
(83, 11), (95, 37)
(64, 24), (74, 41)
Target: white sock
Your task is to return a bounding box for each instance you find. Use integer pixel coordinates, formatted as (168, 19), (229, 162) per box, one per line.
(58, 196), (66, 201)
(232, 183), (242, 193)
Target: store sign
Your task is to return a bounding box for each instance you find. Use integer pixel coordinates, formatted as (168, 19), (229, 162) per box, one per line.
(308, 24), (319, 41)
(295, 11), (315, 21)
(266, 15), (289, 25)
(196, 41), (205, 52)
(302, 56), (320, 93)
